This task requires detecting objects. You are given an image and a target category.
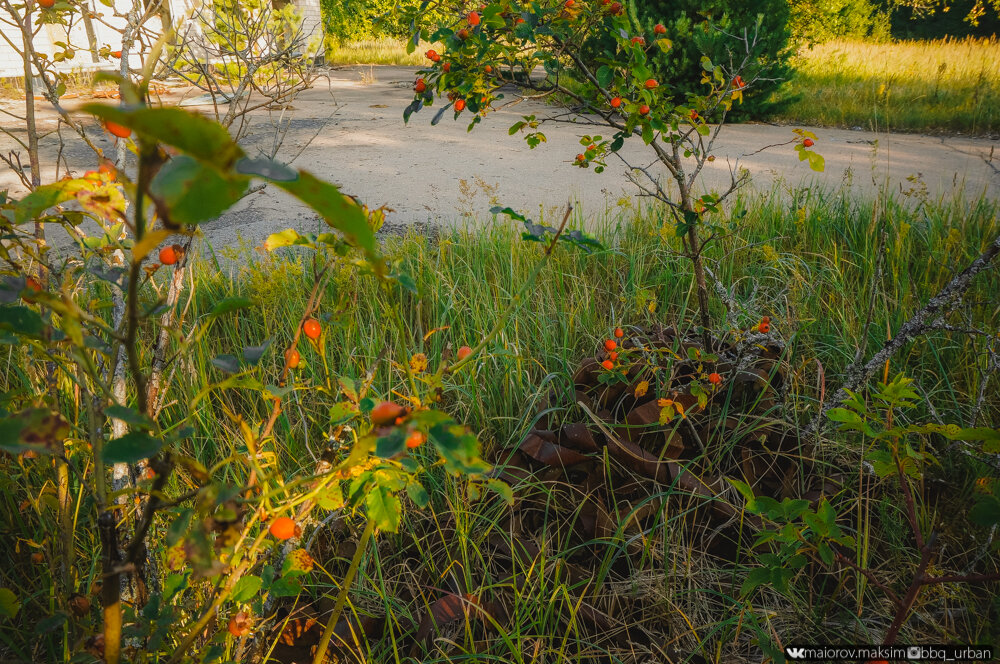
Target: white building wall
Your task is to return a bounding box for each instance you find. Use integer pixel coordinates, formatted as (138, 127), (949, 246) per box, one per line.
(296, 0), (324, 52)
(0, 0), (140, 77)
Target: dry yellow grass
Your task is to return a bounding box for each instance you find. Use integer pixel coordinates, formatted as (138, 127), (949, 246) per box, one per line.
(324, 37), (430, 66)
(773, 37), (1000, 134)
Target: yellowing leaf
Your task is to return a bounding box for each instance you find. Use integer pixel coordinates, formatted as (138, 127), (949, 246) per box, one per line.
(634, 380), (649, 398)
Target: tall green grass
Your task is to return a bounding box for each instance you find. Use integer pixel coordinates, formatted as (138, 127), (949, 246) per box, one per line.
(773, 37), (1000, 134)
(194, 183), (999, 455)
(2, 182), (997, 662)
(188, 182), (998, 661)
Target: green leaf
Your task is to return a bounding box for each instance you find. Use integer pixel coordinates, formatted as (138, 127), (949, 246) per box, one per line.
(35, 612), (68, 634)
(104, 431), (164, 463)
(406, 481), (429, 508)
(269, 576), (303, 597)
(403, 98), (423, 124)
(166, 509), (192, 545)
(427, 415), (489, 475)
(270, 171), (378, 264)
(242, 339), (271, 365)
(105, 405), (155, 431)
(163, 572), (188, 601)
(641, 123), (654, 145)
(781, 498), (810, 521)
(83, 105), (243, 168)
(818, 541), (834, 566)
(375, 428), (406, 459)
(740, 567), (772, 596)
(211, 354), (240, 374)
(149, 155), (249, 225)
(969, 496), (1000, 527)
(0, 588), (20, 618)
(596, 65), (612, 89)
(727, 477), (756, 504)
(366, 484), (401, 532)
(392, 271), (417, 293)
(0, 305), (44, 338)
(209, 297), (254, 317)
(235, 156), (297, 181)
(231, 576), (262, 603)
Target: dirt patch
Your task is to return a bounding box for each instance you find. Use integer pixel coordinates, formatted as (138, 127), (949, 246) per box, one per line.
(1, 65), (997, 252)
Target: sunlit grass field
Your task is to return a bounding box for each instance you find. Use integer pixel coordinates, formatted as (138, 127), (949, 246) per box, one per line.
(772, 37), (1000, 134)
(324, 37), (429, 66)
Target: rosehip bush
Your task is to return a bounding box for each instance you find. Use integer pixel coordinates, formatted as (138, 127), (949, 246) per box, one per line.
(0, 92), (502, 663)
(402, 0), (823, 344)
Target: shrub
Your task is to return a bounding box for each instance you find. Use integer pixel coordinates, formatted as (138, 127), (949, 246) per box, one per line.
(788, 0), (890, 42)
(321, 0), (413, 41)
(617, 0), (795, 119)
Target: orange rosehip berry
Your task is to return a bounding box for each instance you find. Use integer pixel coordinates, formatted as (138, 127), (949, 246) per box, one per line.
(638, 104), (650, 115)
(415, 78), (427, 93)
(158, 245), (179, 265)
(371, 401), (406, 426)
(610, 96), (622, 108)
(609, 352), (618, 361)
(467, 11), (480, 25)
(708, 372), (722, 385)
(228, 611), (252, 637)
(302, 318), (321, 340)
(268, 516), (297, 540)
(443, 62), (451, 72)
(803, 138), (814, 147)
(285, 348), (300, 369)
(601, 359), (614, 370)
(455, 99), (466, 111)
(604, 339), (617, 352)
(614, 327), (624, 338)
(644, 78), (657, 89)
(104, 121), (131, 139)
(405, 431), (425, 448)
(654, 23), (666, 34)
(457, 345), (473, 361)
